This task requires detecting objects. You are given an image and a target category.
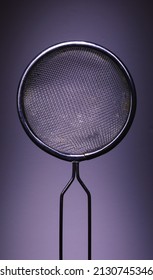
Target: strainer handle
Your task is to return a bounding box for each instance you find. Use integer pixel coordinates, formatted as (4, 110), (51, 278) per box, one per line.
(59, 161), (92, 260)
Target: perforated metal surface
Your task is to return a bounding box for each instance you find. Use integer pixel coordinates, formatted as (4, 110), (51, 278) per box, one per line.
(18, 42), (135, 160)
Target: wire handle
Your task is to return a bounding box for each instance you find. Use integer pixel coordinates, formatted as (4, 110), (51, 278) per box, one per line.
(59, 161), (92, 260)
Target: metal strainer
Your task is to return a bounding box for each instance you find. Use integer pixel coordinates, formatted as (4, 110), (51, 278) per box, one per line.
(17, 41), (136, 259)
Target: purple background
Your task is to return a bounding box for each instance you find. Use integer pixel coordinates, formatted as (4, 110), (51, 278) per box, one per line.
(0, 0), (153, 259)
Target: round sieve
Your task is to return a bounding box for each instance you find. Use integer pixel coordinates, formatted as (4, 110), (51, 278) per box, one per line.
(17, 41), (136, 259)
(17, 41), (136, 161)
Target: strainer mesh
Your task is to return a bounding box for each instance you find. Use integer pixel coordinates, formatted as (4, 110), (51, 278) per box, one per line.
(22, 45), (131, 155)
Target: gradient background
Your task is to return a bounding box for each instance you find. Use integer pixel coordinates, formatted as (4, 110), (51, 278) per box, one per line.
(0, 0), (153, 260)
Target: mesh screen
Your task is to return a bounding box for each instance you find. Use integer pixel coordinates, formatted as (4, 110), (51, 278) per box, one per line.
(22, 45), (132, 156)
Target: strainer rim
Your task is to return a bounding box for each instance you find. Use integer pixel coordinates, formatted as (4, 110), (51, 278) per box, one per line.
(17, 41), (136, 161)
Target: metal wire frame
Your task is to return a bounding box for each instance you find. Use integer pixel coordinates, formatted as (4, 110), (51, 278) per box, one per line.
(59, 161), (92, 260)
(17, 41), (136, 163)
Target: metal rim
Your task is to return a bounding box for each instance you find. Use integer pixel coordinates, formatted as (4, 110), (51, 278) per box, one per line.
(17, 41), (136, 162)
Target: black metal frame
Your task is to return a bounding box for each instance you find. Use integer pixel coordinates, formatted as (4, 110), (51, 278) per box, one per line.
(59, 162), (91, 260)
